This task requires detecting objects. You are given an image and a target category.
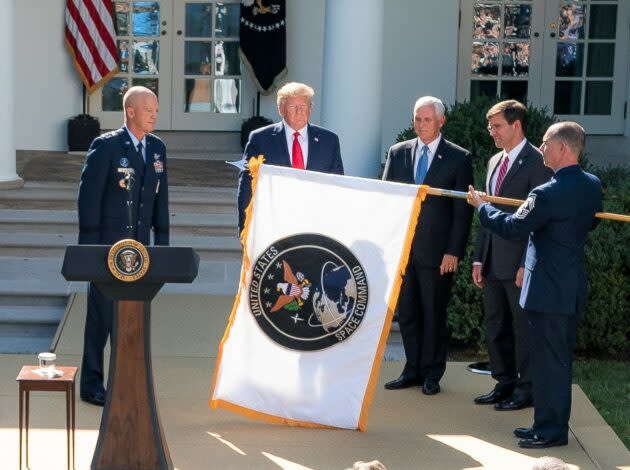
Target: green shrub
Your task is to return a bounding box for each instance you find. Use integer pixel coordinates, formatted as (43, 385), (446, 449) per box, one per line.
(395, 97), (629, 354)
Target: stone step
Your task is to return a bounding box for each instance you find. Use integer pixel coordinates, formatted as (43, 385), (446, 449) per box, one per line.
(0, 209), (238, 236)
(0, 233), (242, 260)
(0, 182), (237, 212)
(0, 326), (58, 354)
(0, 305), (66, 325)
(156, 130), (241, 153)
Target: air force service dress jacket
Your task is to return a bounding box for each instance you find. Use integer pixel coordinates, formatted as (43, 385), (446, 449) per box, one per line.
(78, 127), (169, 246)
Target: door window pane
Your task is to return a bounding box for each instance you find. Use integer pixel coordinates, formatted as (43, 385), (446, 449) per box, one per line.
(473, 4), (501, 39)
(133, 40), (160, 74)
(556, 42), (584, 77)
(186, 3), (213, 37)
(103, 78), (129, 111)
(118, 40), (130, 73)
(504, 5), (532, 39)
(186, 78), (212, 112)
(215, 41), (240, 75)
(215, 3), (240, 38)
(502, 42), (529, 77)
(214, 79), (240, 113)
(132, 78), (159, 97)
(501, 81), (528, 103)
(554, 81), (581, 114)
(114, 2), (130, 35)
(585, 81), (612, 115)
(185, 42), (213, 75)
(559, 3), (585, 40)
(587, 43), (615, 77)
(589, 5), (617, 39)
(132, 2), (160, 37)
(471, 80), (498, 99)
(472, 42), (499, 76)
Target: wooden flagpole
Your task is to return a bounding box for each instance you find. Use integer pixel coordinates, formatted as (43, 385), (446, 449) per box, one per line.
(423, 186), (630, 223)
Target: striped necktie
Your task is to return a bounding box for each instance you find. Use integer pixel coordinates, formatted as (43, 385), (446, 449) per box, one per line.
(494, 154), (509, 195)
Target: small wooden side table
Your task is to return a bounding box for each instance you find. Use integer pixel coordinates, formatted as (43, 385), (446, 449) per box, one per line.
(16, 365), (77, 470)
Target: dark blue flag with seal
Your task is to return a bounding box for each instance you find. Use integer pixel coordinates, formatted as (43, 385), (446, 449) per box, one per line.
(239, 0), (287, 95)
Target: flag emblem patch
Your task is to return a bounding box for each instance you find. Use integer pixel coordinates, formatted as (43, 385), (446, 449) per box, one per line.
(249, 234), (368, 351)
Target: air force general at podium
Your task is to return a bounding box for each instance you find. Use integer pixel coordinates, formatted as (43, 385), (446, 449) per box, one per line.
(77, 86), (169, 406)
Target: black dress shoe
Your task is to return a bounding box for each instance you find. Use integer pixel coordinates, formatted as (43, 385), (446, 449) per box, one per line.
(422, 380), (440, 395)
(513, 427), (534, 439)
(384, 374), (422, 390)
(474, 389), (511, 405)
(518, 435), (568, 449)
(494, 395), (533, 411)
(81, 392), (105, 407)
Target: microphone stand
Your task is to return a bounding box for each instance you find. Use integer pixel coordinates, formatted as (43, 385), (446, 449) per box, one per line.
(125, 172), (135, 239)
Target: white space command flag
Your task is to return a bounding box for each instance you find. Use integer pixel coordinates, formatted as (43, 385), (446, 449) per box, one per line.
(210, 159), (425, 430)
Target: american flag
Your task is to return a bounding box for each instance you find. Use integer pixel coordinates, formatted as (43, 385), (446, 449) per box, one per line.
(64, 0), (118, 93)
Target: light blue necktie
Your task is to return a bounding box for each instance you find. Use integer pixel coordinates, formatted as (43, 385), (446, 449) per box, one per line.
(415, 145), (429, 184)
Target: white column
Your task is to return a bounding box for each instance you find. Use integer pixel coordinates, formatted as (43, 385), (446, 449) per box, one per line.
(320, 0), (384, 177)
(0, 0), (23, 189)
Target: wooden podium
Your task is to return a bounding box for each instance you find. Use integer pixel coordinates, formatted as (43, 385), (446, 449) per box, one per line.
(62, 244), (199, 470)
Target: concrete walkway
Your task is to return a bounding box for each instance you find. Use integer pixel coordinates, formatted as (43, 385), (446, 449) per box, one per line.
(0, 294), (627, 470)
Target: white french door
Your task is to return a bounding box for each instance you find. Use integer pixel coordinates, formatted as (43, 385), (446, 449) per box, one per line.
(91, 0), (254, 131)
(457, 0), (628, 134)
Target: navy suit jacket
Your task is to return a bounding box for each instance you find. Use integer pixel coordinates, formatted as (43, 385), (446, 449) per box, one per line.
(478, 165), (602, 314)
(78, 127), (170, 246)
(383, 137), (474, 267)
(236, 121), (343, 231)
(474, 141), (553, 279)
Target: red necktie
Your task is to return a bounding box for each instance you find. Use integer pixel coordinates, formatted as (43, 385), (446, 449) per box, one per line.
(494, 154), (509, 195)
(292, 131), (305, 169)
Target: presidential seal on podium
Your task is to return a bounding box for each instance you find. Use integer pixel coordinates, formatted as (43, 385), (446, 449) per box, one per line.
(107, 239), (150, 282)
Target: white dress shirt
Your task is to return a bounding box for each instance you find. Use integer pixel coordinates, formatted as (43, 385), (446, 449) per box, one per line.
(283, 120), (309, 168)
(414, 134), (442, 177)
(489, 137), (527, 195)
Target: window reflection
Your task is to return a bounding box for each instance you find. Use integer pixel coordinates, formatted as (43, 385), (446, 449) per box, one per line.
(114, 2), (130, 35)
(102, 77), (129, 111)
(472, 42), (500, 76)
(215, 3), (240, 38)
(133, 2), (160, 36)
(133, 40), (159, 74)
(118, 40), (130, 72)
(215, 41), (240, 75)
(559, 3), (585, 40)
(504, 5), (531, 39)
(556, 42), (584, 77)
(186, 78), (212, 112)
(132, 77), (159, 97)
(186, 3), (212, 37)
(214, 79), (240, 113)
(473, 4), (501, 39)
(502, 42), (529, 77)
(185, 41), (213, 75)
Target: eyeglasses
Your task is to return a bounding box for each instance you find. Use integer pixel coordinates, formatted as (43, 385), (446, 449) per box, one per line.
(286, 104), (310, 112)
(487, 123), (505, 132)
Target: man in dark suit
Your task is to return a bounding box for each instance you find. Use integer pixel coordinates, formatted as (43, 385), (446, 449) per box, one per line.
(472, 100), (552, 411)
(236, 81), (343, 232)
(77, 86), (169, 406)
(383, 96), (474, 395)
(468, 121), (602, 449)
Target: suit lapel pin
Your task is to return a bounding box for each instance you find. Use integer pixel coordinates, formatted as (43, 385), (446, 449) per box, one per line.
(314, 137), (319, 142)
(519, 159), (523, 165)
(125, 141), (130, 146)
(438, 154), (442, 159)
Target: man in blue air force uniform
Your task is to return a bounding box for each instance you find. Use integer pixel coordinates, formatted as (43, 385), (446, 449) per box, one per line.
(236, 82), (344, 233)
(467, 121), (602, 449)
(77, 86), (169, 406)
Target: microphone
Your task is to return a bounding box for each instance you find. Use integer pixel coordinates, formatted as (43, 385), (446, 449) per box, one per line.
(118, 167), (135, 190)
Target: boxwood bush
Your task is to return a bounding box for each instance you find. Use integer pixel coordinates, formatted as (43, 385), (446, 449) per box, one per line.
(394, 96), (629, 354)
